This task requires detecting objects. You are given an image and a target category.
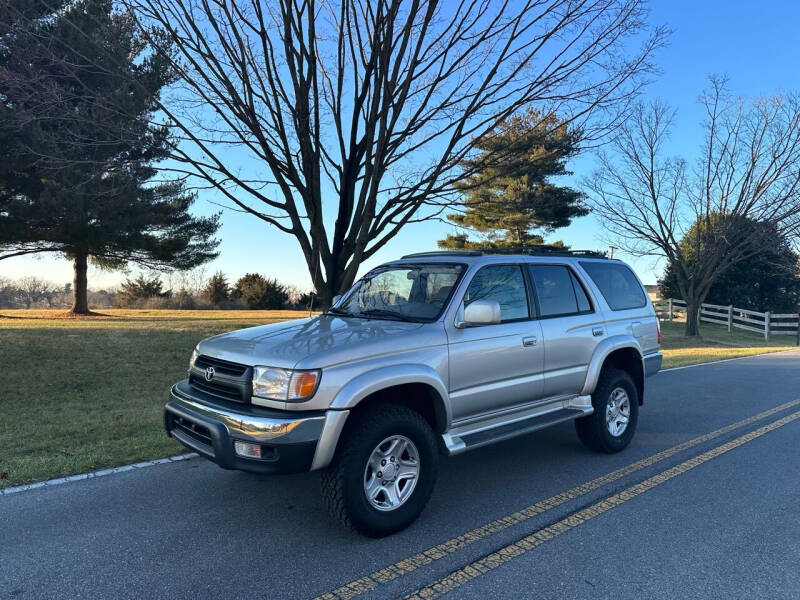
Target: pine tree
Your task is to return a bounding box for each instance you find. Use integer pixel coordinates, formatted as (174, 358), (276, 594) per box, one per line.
(0, 0), (220, 314)
(203, 271), (230, 307)
(439, 111), (587, 250)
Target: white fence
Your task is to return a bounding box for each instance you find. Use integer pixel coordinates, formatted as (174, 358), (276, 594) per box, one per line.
(656, 298), (800, 344)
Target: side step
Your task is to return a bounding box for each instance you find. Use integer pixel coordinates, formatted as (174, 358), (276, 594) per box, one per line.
(444, 406), (591, 455)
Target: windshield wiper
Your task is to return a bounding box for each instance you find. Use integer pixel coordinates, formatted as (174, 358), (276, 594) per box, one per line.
(325, 307), (355, 317)
(358, 309), (418, 322)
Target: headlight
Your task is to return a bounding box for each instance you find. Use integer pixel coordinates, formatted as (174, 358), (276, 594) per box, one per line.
(252, 366), (320, 402)
(189, 348), (199, 370)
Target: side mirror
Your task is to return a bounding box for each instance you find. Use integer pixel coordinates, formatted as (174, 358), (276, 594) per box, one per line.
(331, 295), (342, 307)
(455, 299), (501, 328)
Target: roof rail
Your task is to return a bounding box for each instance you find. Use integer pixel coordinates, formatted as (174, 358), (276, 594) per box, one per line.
(400, 247), (610, 259)
(400, 250), (483, 258)
(477, 246), (609, 258)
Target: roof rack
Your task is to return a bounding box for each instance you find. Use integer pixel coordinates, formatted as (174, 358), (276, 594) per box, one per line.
(401, 250), (483, 258)
(482, 246), (609, 258)
(400, 247), (609, 259)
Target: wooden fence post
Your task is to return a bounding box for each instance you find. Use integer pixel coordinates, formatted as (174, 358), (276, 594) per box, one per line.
(764, 312), (770, 341)
(727, 305), (733, 332)
(697, 305), (702, 331)
(668, 298), (673, 321)
(796, 314), (800, 347)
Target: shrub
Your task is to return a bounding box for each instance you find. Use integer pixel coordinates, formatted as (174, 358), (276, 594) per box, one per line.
(232, 273), (288, 309)
(113, 275), (169, 308)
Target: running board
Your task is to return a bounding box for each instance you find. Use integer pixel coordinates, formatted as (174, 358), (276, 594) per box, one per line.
(443, 399), (592, 455)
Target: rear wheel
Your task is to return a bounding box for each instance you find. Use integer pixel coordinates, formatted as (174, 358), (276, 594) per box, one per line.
(321, 405), (438, 537)
(575, 367), (638, 453)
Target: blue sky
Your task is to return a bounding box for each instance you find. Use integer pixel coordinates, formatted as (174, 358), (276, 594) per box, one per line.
(4, 0), (800, 290)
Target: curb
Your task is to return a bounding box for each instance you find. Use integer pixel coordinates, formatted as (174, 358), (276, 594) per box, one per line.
(0, 453), (197, 496)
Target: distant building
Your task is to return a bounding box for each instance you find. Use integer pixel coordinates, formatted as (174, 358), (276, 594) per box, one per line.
(644, 284), (660, 300)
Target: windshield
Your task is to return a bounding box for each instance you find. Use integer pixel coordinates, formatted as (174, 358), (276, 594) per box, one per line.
(330, 263), (464, 322)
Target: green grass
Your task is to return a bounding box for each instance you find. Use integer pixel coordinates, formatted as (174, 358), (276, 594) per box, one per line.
(660, 320), (796, 368)
(0, 309), (311, 489)
(1, 309), (795, 489)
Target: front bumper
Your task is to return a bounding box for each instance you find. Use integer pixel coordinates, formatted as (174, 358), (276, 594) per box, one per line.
(643, 352), (663, 377)
(165, 380), (348, 474)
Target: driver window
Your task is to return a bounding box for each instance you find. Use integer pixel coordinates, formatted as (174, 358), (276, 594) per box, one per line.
(464, 265), (529, 323)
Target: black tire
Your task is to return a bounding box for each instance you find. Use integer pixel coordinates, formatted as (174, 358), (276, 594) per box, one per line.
(575, 367), (639, 453)
(320, 404), (439, 537)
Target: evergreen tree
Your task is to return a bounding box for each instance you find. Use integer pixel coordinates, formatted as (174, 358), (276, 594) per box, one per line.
(659, 217), (800, 313)
(0, 0), (219, 314)
(439, 111), (587, 250)
(203, 271), (230, 307)
(233, 274), (288, 309)
(114, 274), (169, 307)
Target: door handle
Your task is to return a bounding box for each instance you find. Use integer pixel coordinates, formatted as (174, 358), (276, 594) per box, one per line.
(522, 336), (537, 347)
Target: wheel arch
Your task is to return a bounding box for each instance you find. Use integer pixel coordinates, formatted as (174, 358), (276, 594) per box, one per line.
(582, 337), (645, 405)
(330, 365), (451, 434)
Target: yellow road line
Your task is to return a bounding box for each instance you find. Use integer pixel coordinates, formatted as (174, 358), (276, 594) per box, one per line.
(404, 408), (800, 600)
(314, 398), (800, 600)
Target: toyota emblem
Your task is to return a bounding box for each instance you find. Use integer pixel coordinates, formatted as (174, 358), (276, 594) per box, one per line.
(204, 366), (215, 381)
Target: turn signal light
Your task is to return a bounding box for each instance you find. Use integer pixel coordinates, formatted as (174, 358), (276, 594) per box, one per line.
(289, 371), (319, 400)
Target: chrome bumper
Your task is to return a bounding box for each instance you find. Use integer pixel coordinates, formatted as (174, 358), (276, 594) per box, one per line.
(643, 352), (663, 377)
(166, 381), (348, 473)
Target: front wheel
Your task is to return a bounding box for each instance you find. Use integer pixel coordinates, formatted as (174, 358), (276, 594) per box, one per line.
(321, 405), (438, 537)
(575, 367), (639, 453)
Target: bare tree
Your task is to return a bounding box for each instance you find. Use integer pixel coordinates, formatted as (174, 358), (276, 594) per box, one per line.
(16, 276), (58, 308)
(126, 0), (666, 306)
(0, 277), (17, 308)
(585, 77), (800, 335)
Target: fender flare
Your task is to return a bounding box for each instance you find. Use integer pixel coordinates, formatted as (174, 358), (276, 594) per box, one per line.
(330, 363), (451, 430)
(581, 335), (643, 396)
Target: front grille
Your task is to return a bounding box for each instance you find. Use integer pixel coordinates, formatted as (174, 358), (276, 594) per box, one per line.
(189, 373), (247, 402)
(171, 415), (213, 448)
(194, 355), (248, 377)
(189, 355), (252, 404)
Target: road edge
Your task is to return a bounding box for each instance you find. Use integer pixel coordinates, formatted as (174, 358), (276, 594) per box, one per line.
(3, 348), (798, 497)
(0, 453), (197, 496)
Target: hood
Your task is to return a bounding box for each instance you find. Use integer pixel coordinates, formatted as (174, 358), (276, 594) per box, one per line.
(196, 314), (438, 369)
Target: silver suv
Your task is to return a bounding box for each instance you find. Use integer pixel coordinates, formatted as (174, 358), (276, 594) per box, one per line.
(165, 250), (661, 536)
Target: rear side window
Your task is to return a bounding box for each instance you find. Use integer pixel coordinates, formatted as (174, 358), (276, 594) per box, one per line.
(571, 272), (592, 312)
(464, 265), (529, 322)
(530, 265), (592, 317)
(580, 261), (647, 311)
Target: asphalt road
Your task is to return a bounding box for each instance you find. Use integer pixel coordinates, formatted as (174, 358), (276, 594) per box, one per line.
(2, 351), (800, 600)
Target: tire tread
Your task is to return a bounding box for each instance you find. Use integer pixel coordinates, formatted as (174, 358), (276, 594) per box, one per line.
(575, 367), (638, 453)
(320, 404), (437, 536)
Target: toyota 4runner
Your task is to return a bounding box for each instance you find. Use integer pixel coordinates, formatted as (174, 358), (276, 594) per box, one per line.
(165, 250), (662, 536)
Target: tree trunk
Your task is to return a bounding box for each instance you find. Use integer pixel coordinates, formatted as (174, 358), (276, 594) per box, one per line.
(71, 252), (89, 315)
(312, 255), (360, 311)
(684, 297), (701, 337)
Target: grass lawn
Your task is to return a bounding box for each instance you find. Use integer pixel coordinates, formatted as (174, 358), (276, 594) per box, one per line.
(1, 309), (796, 489)
(0, 309), (312, 490)
(660, 320), (796, 368)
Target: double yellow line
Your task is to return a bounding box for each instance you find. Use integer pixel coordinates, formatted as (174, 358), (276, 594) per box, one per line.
(405, 407), (800, 599)
(314, 398), (800, 600)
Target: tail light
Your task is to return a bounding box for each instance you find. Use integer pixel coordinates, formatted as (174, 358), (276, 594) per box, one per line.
(656, 318), (662, 345)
